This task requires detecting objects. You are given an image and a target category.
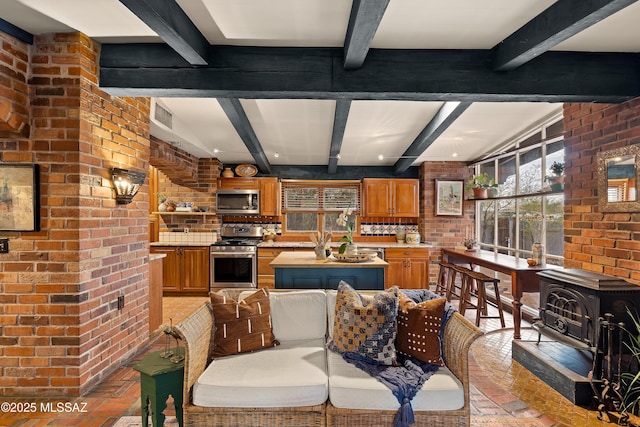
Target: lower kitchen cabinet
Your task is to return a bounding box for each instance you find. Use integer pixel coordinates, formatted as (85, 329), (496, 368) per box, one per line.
(151, 246), (210, 295)
(257, 247), (312, 289)
(384, 247), (429, 289)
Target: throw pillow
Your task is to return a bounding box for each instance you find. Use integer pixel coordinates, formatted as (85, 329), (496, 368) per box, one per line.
(329, 281), (399, 365)
(396, 290), (446, 366)
(209, 288), (279, 358)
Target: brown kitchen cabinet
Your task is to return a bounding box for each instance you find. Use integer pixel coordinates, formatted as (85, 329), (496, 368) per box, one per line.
(150, 246), (210, 295)
(384, 247), (429, 289)
(362, 178), (419, 217)
(217, 177), (259, 190)
(257, 247), (312, 289)
(259, 177), (281, 216)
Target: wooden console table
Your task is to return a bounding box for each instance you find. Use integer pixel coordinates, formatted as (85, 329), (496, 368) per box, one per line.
(441, 248), (553, 339)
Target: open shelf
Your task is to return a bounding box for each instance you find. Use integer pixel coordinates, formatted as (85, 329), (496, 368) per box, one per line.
(467, 189), (564, 201)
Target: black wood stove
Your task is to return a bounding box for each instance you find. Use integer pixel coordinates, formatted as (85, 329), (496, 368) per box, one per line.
(535, 269), (640, 349)
(514, 268), (640, 417)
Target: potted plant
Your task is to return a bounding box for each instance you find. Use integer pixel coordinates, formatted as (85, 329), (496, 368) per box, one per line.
(157, 194), (167, 211)
(466, 173), (490, 199)
(487, 177), (499, 198)
(546, 161), (565, 191)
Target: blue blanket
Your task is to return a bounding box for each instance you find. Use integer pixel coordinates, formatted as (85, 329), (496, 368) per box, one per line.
(340, 290), (455, 427)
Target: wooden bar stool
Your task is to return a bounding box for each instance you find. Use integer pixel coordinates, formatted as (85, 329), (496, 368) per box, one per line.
(446, 265), (474, 312)
(467, 270), (505, 327)
(435, 261), (456, 296)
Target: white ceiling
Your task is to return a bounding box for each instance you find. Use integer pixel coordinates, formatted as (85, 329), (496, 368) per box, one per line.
(3, 0), (640, 168)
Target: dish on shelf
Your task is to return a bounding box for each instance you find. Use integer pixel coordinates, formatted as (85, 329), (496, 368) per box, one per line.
(235, 164), (258, 177)
(333, 252), (376, 263)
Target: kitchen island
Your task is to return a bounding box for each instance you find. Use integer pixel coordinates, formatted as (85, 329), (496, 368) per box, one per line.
(270, 251), (388, 290)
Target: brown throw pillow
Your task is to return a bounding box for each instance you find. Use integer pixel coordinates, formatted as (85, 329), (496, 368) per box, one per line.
(396, 290), (446, 366)
(209, 288), (279, 358)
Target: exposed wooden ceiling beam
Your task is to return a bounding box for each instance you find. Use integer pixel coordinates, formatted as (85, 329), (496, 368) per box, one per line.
(393, 102), (472, 175)
(119, 0), (209, 65)
(100, 45), (640, 103)
(343, 0), (390, 70)
(493, 0), (638, 71)
(0, 17), (33, 44)
(328, 100), (352, 174)
(217, 98), (272, 174)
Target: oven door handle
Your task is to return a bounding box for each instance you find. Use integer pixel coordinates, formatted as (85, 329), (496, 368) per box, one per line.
(210, 252), (255, 258)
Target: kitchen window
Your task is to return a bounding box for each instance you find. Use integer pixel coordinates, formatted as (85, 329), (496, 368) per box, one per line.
(281, 180), (360, 236)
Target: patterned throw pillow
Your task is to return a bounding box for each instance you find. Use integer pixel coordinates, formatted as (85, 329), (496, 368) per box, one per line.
(329, 281), (399, 365)
(209, 288), (279, 358)
(396, 290), (446, 366)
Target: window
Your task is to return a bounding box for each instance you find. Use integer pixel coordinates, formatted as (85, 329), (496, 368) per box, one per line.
(281, 180), (360, 235)
(475, 116), (564, 266)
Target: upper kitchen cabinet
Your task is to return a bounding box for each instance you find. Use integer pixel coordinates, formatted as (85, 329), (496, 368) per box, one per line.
(217, 177), (259, 190)
(362, 179), (419, 217)
(259, 177), (281, 216)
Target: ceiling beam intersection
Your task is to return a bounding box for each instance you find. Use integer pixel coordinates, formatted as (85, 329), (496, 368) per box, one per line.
(328, 100), (352, 174)
(492, 0), (638, 71)
(393, 102), (472, 175)
(217, 98), (271, 174)
(343, 0), (391, 70)
(119, 0), (209, 65)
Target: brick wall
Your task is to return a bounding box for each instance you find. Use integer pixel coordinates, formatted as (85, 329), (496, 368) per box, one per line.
(419, 161), (475, 285)
(563, 99), (640, 284)
(0, 31), (29, 136)
(151, 136), (222, 232)
(0, 32), (150, 396)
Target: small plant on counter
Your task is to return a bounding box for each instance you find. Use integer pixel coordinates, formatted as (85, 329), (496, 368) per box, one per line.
(336, 207), (356, 254)
(546, 161), (565, 191)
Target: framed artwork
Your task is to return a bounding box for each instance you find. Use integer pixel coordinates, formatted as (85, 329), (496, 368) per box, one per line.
(0, 164), (40, 231)
(435, 179), (464, 217)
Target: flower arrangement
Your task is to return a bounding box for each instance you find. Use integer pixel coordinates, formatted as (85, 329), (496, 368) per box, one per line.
(336, 207), (356, 254)
(263, 228), (276, 241)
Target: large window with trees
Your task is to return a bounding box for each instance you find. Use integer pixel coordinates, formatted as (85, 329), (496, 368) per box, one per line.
(475, 117), (564, 266)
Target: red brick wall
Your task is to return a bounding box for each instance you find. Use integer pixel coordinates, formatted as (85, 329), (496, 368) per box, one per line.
(0, 32), (29, 136)
(0, 32), (150, 396)
(563, 99), (640, 284)
(420, 161), (475, 285)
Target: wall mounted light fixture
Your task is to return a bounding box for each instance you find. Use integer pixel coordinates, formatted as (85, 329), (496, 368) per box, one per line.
(111, 168), (146, 205)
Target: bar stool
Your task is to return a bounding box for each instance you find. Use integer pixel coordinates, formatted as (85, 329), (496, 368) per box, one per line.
(455, 266), (478, 316)
(446, 265), (473, 309)
(467, 270), (505, 327)
(435, 261), (456, 296)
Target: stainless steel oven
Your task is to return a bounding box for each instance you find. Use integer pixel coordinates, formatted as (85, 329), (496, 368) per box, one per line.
(210, 225), (262, 289)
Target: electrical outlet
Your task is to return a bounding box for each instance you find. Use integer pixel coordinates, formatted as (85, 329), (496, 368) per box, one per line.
(0, 238), (8, 254)
(117, 295), (125, 310)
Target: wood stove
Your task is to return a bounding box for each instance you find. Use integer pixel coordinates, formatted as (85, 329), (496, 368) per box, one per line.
(535, 269), (640, 349)
(514, 268), (640, 409)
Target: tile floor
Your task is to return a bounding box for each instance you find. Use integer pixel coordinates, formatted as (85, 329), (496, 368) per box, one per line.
(0, 294), (634, 427)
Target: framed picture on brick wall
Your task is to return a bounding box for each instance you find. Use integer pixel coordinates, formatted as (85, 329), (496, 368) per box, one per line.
(435, 179), (464, 217)
(0, 164), (40, 231)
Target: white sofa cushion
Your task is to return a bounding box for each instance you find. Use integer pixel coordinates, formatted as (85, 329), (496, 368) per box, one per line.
(193, 338), (328, 408)
(239, 289), (327, 341)
(327, 350), (464, 411)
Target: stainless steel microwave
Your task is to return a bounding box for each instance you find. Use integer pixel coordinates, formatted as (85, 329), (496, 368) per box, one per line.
(216, 189), (260, 215)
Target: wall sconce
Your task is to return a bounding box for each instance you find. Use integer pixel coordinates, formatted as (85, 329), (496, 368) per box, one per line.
(111, 168), (146, 205)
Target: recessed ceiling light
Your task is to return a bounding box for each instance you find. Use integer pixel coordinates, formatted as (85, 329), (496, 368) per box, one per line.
(213, 148), (220, 153)
(274, 152), (280, 158)
(452, 152), (458, 157)
(378, 154), (384, 160)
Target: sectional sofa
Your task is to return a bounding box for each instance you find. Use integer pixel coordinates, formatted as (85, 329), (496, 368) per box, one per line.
(173, 287), (483, 427)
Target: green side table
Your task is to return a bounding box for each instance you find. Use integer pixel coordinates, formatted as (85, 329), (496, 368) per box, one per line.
(133, 348), (184, 427)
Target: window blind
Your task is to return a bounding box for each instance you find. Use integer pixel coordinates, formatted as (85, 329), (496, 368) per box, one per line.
(281, 180), (360, 212)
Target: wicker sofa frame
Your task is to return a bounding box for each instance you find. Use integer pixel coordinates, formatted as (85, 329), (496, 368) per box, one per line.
(173, 289), (483, 427)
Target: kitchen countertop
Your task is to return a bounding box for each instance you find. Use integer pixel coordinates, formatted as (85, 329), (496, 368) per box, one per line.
(270, 251), (389, 268)
(150, 242), (216, 247)
(258, 241), (431, 249)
